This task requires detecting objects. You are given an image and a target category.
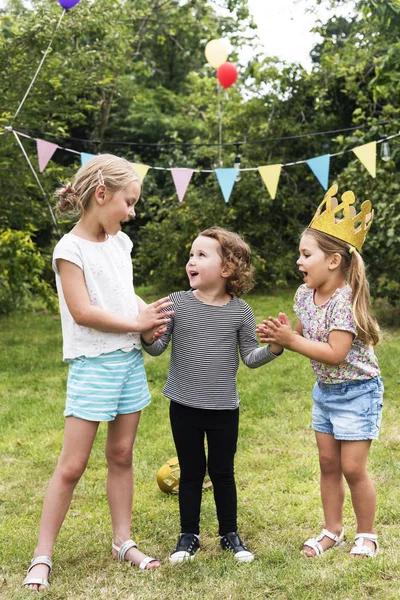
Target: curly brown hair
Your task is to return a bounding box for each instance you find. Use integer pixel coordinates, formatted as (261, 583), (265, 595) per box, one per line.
(198, 227), (254, 296)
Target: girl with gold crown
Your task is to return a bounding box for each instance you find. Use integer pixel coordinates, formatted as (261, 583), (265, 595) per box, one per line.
(257, 185), (383, 559)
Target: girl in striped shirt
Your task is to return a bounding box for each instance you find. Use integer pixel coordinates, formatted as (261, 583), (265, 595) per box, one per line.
(142, 227), (283, 563)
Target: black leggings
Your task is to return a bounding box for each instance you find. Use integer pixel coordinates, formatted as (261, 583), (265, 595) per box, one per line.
(169, 401), (239, 536)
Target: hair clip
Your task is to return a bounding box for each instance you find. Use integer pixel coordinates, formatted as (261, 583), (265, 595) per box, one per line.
(97, 169), (105, 185)
(348, 246), (355, 254)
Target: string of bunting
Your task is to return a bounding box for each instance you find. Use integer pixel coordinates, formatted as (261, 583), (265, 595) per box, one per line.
(4, 126), (400, 204)
(11, 120), (390, 147)
(4, 1), (399, 207)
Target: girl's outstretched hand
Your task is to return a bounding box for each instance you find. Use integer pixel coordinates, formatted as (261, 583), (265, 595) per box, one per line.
(135, 297), (174, 332)
(256, 312), (295, 349)
(141, 324), (167, 345)
(153, 324), (167, 340)
(277, 312), (291, 326)
(256, 322), (274, 344)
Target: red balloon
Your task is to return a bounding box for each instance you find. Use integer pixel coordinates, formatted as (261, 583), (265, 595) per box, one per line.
(217, 62), (238, 88)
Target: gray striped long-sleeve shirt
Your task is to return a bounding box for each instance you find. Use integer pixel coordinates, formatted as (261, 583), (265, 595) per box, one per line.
(142, 290), (281, 410)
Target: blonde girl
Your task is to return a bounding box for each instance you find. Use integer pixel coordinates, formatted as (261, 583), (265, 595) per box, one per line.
(23, 154), (173, 591)
(258, 210), (383, 559)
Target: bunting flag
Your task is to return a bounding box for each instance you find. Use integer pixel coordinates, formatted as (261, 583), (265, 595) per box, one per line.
(215, 168), (237, 203)
(131, 162), (150, 181)
(352, 141), (376, 178)
(6, 127), (394, 206)
(170, 168), (194, 202)
(306, 154), (330, 190)
(258, 164), (282, 199)
(36, 138), (58, 172)
(81, 152), (96, 165)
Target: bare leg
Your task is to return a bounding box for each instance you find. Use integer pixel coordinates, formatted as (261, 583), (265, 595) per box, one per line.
(106, 412), (160, 569)
(341, 440), (377, 555)
(25, 417), (99, 591)
(303, 432), (345, 557)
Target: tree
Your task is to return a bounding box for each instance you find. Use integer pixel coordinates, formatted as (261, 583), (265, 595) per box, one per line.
(308, 0), (400, 302)
(0, 0), (399, 309)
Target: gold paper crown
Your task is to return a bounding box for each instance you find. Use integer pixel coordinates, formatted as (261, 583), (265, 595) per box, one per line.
(309, 184), (373, 251)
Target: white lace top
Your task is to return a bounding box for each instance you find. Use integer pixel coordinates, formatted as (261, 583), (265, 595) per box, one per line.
(53, 232), (141, 361)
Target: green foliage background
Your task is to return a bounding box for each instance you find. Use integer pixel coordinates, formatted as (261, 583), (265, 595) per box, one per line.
(0, 0), (399, 308)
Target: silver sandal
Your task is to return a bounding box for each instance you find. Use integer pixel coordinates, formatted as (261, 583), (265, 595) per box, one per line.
(112, 539), (159, 570)
(22, 555), (52, 590)
(302, 528), (345, 557)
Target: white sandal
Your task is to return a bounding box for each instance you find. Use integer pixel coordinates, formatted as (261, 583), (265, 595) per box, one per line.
(22, 555), (52, 590)
(112, 539), (159, 570)
(350, 533), (379, 558)
(302, 528), (345, 557)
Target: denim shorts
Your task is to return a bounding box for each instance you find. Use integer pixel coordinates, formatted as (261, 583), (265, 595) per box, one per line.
(65, 349), (151, 422)
(311, 376), (384, 441)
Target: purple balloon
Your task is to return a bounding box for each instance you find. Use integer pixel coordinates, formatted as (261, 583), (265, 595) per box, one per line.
(58, 0), (81, 9)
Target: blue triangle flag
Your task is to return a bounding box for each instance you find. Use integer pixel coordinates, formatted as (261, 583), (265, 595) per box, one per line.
(81, 152), (96, 165)
(306, 154), (330, 190)
(215, 168), (237, 203)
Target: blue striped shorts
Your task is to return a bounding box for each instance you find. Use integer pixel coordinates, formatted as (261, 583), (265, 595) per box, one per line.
(65, 349), (151, 422)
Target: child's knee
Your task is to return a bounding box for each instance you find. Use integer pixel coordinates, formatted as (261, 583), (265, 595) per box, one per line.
(180, 463), (206, 484)
(319, 453), (341, 475)
(58, 459), (87, 484)
(208, 465), (234, 485)
(342, 461), (368, 485)
(105, 443), (133, 468)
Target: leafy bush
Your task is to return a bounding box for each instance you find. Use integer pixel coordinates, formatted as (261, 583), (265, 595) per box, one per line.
(0, 229), (57, 315)
(339, 162), (400, 306)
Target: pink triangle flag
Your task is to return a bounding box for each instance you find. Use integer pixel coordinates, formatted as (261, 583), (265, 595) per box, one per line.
(36, 139), (59, 173)
(170, 168), (194, 202)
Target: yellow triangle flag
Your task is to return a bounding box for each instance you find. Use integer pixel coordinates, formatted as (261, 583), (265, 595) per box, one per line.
(258, 164), (282, 199)
(352, 142), (376, 178)
(131, 163), (150, 181)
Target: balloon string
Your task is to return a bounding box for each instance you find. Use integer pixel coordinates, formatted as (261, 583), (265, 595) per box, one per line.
(217, 81), (223, 167)
(12, 9), (66, 122)
(12, 130), (60, 235)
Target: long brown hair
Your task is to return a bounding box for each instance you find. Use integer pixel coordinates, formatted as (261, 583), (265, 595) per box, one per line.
(303, 228), (380, 345)
(199, 227), (254, 296)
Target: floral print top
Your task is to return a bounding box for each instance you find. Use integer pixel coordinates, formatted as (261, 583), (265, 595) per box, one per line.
(294, 284), (380, 383)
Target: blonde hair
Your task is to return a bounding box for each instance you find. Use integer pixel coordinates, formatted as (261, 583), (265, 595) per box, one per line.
(55, 154), (141, 217)
(303, 228), (380, 345)
(199, 227), (254, 296)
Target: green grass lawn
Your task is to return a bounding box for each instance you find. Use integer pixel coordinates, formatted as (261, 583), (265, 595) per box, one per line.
(0, 289), (399, 599)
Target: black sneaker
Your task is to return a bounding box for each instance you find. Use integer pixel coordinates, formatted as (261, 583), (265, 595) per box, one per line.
(220, 531), (254, 562)
(169, 533), (200, 563)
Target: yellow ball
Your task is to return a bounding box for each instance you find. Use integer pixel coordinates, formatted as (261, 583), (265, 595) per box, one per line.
(157, 457), (180, 494)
